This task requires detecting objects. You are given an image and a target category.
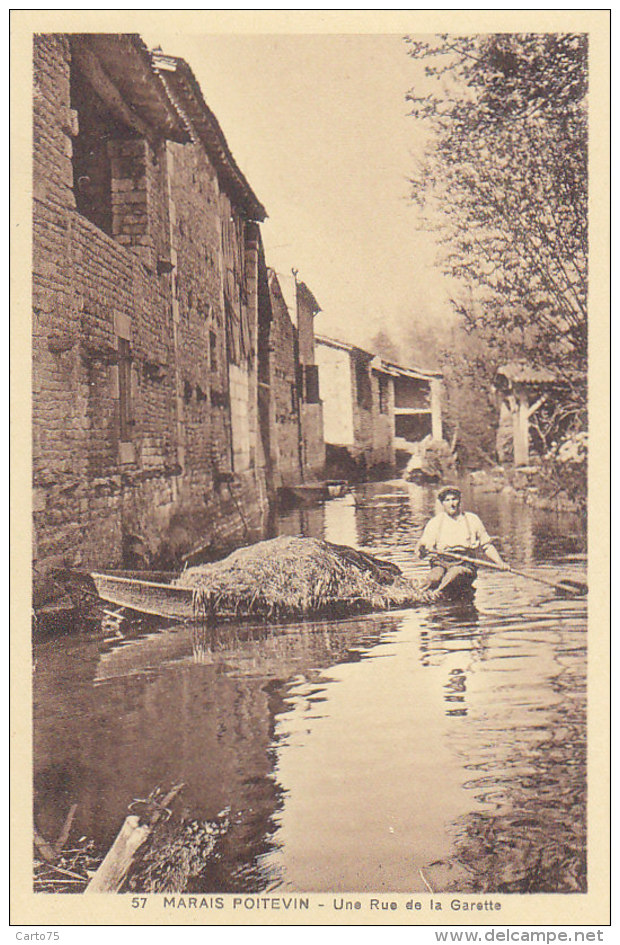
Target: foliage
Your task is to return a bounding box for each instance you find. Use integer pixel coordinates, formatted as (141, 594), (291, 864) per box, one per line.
(399, 33), (588, 469)
(536, 433), (588, 513)
(369, 329), (402, 364)
(404, 32), (588, 369)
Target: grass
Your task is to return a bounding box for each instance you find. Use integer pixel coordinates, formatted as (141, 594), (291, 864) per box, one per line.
(175, 535), (430, 620)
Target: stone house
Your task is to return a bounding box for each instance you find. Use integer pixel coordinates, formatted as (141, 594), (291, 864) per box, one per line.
(265, 270), (303, 487)
(384, 360), (443, 458)
(315, 335), (443, 474)
(32, 33), (272, 594)
(294, 279), (326, 480)
(264, 270), (327, 489)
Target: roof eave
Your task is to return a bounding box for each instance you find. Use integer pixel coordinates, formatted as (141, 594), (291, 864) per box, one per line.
(71, 34), (190, 144)
(151, 52), (267, 222)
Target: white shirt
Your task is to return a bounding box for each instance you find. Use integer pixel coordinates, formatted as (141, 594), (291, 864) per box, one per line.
(418, 511), (492, 554)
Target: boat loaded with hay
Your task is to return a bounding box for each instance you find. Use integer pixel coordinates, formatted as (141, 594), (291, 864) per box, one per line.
(91, 535), (445, 622)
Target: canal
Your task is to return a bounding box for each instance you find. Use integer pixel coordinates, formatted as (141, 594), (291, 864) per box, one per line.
(33, 480), (587, 894)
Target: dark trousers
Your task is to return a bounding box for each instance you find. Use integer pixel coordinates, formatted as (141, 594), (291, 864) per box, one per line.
(427, 554), (477, 590)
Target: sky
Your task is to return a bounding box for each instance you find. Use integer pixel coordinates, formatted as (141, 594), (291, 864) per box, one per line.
(141, 31), (456, 352)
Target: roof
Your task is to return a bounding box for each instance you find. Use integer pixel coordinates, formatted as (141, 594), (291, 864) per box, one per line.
(296, 281), (321, 316)
(151, 50), (267, 222)
(315, 334), (355, 352)
(316, 334), (369, 358)
(315, 335), (442, 380)
(379, 359), (442, 381)
(71, 34), (189, 144)
(495, 361), (558, 386)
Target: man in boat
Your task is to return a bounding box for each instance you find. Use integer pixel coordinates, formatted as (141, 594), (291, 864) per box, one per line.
(416, 485), (509, 598)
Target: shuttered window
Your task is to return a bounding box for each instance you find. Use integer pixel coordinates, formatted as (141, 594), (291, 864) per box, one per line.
(118, 338), (133, 441)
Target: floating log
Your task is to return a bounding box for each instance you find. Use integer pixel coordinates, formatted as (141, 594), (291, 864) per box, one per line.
(85, 784), (184, 894)
(85, 816), (150, 894)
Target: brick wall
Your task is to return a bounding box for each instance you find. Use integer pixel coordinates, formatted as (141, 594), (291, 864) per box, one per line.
(267, 271), (302, 487)
(32, 36), (269, 596)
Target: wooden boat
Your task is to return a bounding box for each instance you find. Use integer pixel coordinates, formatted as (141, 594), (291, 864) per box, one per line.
(90, 571), (197, 621)
(326, 480), (348, 498)
(88, 533), (480, 624)
(90, 565), (475, 622)
(278, 480), (348, 506)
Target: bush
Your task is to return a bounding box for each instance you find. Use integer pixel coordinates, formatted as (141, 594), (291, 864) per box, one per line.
(537, 433), (587, 514)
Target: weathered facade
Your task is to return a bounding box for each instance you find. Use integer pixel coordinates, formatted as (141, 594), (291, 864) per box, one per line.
(385, 361), (443, 456)
(315, 335), (442, 474)
(32, 34), (271, 596)
(266, 270), (303, 487)
(295, 280), (325, 480)
(263, 270), (326, 489)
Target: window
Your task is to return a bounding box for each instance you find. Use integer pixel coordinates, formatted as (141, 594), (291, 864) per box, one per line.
(118, 339), (133, 441)
(70, 39), (149, 241)
(294, 365), (320, 405)
(304, 364), (320, 404)
(355, 359), (372, 410)
(210, 331), (217, 371)
(378, 375), (389, 414)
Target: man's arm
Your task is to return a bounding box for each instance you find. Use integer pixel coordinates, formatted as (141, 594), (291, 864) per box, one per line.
(470, 513), (510, 569)
(484, 543), (509, 569)
(416, 518), (436, 558)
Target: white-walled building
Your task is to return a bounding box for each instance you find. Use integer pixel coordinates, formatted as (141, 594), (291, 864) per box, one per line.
(315, 335), (443, 474)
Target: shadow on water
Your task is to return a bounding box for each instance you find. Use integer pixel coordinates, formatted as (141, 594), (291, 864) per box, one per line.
(33, 480), (587, 894)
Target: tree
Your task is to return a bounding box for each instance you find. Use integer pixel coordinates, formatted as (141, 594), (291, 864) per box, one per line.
(405, 33), (588, 369)
(369, 329), (401, 364)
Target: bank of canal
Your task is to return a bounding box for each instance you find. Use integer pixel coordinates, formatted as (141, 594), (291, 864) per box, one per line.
(33, 480), (587, 893)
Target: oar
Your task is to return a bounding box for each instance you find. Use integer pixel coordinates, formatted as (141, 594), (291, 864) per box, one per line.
(437, 550), (587, 598)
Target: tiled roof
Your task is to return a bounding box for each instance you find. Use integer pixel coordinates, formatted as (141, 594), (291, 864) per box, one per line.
(315, 335), (442, 380)
(71, 34), (189, 144)
(151, 50), (267, 222)
(496, 361), (558, 385)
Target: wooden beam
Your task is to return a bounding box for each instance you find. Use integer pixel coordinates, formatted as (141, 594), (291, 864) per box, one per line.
(514, 386), (530, 466)
(528, 394), (547, 417)
(430, 378), (443, 441)
(83, 815), (150, 894)
(72, 44), (153, 142)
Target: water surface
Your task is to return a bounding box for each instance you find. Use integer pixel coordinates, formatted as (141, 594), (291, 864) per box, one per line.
(33, 481), (587, 893)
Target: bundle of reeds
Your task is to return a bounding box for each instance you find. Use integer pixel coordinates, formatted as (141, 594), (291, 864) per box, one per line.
(175, 535), (427, 620)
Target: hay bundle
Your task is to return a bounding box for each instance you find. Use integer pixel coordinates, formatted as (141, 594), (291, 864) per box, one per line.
(175, 535), (426, 620)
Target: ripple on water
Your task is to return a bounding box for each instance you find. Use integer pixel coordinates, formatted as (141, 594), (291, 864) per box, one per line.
(33, 481), (587, 894)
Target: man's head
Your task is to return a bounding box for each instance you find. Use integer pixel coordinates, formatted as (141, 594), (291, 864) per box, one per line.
(438, 485), (461, 517)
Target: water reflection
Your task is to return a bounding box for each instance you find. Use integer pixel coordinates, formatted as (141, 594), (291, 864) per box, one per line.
(33, 480), (587, 894)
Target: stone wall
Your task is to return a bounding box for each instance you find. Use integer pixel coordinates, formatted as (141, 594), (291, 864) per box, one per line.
(316, 340), (396, 474)
(267, 271), (302, 487)
(296, 281), (325, 480)
(348, 348), (375, 468)
(300, 403), (326, 480)
(370, 371), (395, 467)
(32, 35), (269, 597)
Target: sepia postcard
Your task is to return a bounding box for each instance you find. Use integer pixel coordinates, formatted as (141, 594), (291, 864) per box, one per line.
(10, 8), (610, 930)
